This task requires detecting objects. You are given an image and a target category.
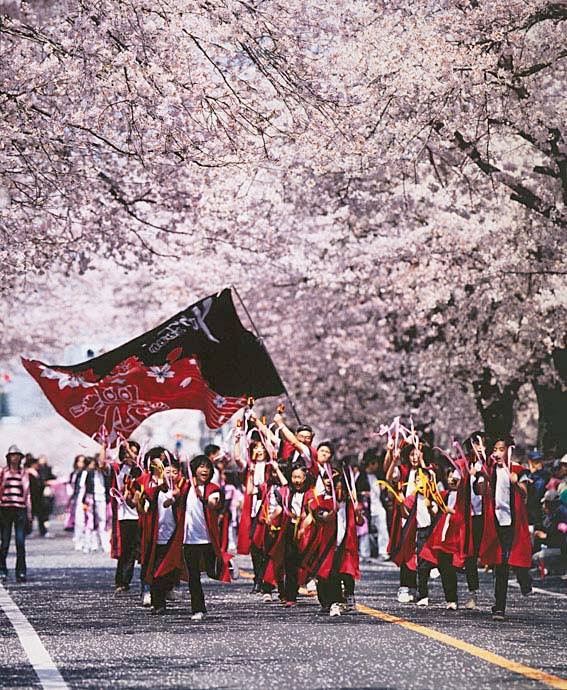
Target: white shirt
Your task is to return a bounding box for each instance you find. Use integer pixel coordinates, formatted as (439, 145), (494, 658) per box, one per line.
(406, 469), (431, 528)
(116, 465), (139, 521)
(470, 462), (483, 516)
(494, 466), (512, 526)
(94, 471), (106, 501)
(441, 491), (458, 542)
(291, 491), (304, 517)
(251, 461), (266, 518)
(336, 502), (347, 546)
(268, 486), (280, 517)
(367, 472), (386, 517)
(157, 490), (176, 545)
(183, 485), (219, 545)
(315, 463), (329, 495)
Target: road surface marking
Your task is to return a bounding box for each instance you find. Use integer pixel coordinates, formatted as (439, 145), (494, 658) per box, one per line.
(509, 580), (567, 600)
(239, 568), (565, 688)
(0, 583), (69, 690)
(357, 603), (567, 689)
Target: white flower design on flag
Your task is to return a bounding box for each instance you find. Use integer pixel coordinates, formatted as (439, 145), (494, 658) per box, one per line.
(39, 366), (96, 390)
(213, 394), (226, 408)
(146, 364), (175, 384)
(180, 377), (193, 388)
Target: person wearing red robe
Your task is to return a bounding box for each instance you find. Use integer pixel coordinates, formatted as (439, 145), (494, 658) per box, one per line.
(141, 462), (183, 614)
(474, 435), (533, 621)
(385, 441), (439, 605)
(462, 431), (488, 610)
(136, 447), (174, 607)
(151, 454), (233, 621)
(420, 460), (473, 609)
(235, 428), (272, 592)
(273, 413), (318, 473)
(249, 460), (288, 601)
(100, 439), (141, 594)
(299, 468), (361, 617)
(266, 463), (313, 607)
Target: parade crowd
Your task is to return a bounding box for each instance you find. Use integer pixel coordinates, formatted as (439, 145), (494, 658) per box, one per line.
(1, 408), (566, 623)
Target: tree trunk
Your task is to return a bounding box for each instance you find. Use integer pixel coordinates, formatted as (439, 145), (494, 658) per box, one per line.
(472, 368), (520, 442)
(533, 348), (567, 458)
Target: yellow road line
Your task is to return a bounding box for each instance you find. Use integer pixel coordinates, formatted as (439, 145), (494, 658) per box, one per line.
(357, 603), (567, 690)
(237, 568), (566, 688)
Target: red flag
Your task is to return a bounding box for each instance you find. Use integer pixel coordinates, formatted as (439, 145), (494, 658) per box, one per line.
(22, 289), (285, 440)
(22, 354), (245, 440)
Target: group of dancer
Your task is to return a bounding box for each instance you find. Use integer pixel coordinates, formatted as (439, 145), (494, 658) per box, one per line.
(96, 405), (539, 622)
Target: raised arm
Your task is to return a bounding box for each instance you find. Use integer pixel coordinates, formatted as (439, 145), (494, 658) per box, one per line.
(273, 412), (310, 458)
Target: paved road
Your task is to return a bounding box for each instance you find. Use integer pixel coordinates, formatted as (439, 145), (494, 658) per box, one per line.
(0, 530), (566, 690)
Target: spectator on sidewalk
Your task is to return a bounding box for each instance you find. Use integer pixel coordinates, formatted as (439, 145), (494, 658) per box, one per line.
(0, 445), (32, 583)
(525, 450), (550, 531)
(533, 489), (567, 576)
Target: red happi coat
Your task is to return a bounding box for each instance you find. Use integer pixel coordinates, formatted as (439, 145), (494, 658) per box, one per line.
(282, 442), (318, 468)
(137, 471), (160, 569)
(387, 464), (419, 570)
(478, 462), (532, 568)
(236, 462), (270, 555)
(109, 462), (130, 559)
(420, 460), (474, 567)
(142, 479), (185, 585)
(108, 462), (146, 559)
(219, 491), (231, 553)
(251, 482), (286, 551)
(299, 492), (360, 582)
(153, 480), (232, 583)
(265, 486), (312, 586)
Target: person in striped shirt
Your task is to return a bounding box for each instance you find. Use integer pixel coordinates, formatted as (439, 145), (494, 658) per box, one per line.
(0, 445), (32, 583)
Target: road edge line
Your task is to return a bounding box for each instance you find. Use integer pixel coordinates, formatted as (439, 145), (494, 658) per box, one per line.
(0, 583), (69, 690)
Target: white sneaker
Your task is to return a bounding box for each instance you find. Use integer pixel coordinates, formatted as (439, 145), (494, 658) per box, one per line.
(446, 601), (457, 610)
(142, 592), (152, 607)
(262, 592), (273, 603)
(228, 560), (239, 581)
(416, 597), (429, 607)
(464, 592), (478, 610)
(191, 611), (206, 621)
(329, 603), (342, 617)
(397, 587), (413, 604)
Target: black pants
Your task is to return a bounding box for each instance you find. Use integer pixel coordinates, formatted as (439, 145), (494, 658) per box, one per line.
(400, 562), (417, 589)
(342, 573), (355, 598)
(250, 544), (273, 594)
(0, 508), (27, 577)
(183, 544), (214, 614)
(438, 551), (457, 603)
(150, 545), (175, 609)
(316, 575), (342, 608)
(493, 524), (532, 613)
(464, 515), (484, 592)
(115, 520), (140, 588)
(416, 526), (433, 600)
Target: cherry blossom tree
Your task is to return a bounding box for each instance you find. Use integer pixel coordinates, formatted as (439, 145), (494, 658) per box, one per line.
(1, 0), (565, 454)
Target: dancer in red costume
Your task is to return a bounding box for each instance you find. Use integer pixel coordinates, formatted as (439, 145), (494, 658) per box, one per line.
(385, 441), (439, 606)
(265, 462), (313, 607)
(420, 461), (473, 609)
(300, 464), (361, 617)
(151, 455), (233, 621)
(474, 435), (533, 621)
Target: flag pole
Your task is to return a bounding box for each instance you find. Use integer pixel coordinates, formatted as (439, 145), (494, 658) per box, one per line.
(230, 285), (302, 425)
